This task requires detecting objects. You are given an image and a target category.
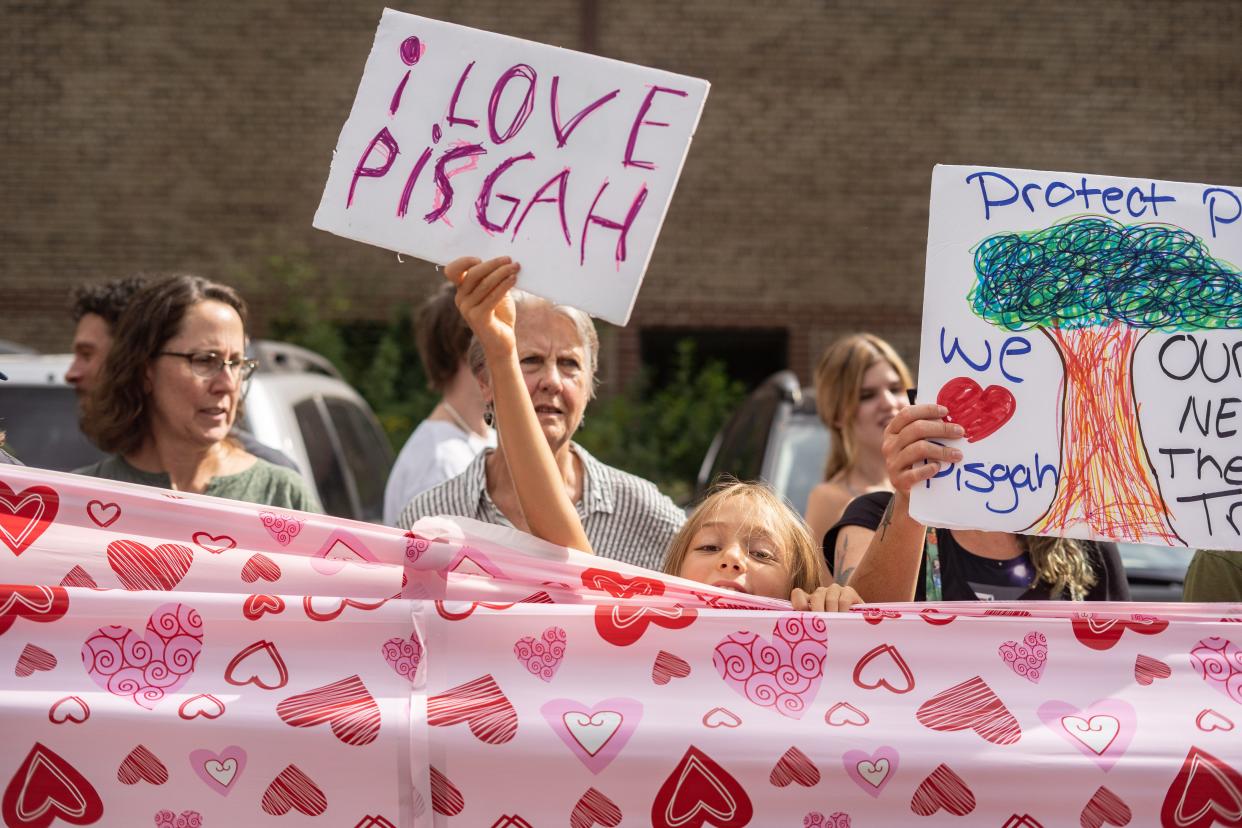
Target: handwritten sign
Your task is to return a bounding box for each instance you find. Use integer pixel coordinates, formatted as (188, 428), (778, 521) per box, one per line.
(912, 165), (1242, 551)
(313, 9), (709, 324)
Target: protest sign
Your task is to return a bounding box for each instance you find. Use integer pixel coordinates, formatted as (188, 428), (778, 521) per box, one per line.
(313, 9), (709, 325)
(2, 465), (1239, 826)
(911, 165), (1242, 550)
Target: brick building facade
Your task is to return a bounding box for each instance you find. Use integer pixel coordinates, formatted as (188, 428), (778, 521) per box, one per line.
(4, 0), (1240, 390)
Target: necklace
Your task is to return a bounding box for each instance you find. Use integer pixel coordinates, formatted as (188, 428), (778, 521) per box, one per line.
(442, 400), (483, 437)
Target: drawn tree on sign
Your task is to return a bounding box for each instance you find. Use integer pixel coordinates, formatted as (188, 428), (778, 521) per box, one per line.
(969, 216), (1242, 543)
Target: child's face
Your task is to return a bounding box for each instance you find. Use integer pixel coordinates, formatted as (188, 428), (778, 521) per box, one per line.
(677, 499), (792, 600)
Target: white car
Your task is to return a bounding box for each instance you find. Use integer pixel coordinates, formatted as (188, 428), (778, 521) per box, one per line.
(0, 341), (394, 523)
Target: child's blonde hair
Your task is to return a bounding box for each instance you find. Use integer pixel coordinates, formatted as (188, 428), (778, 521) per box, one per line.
(663, 479), (825, 595)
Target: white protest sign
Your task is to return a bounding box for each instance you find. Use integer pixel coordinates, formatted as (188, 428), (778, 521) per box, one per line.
(313, 9), (709, 325)
(911, 164), (1242, 551)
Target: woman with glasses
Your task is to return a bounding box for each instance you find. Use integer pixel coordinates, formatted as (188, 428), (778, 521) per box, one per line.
(76, 275), (320, 511)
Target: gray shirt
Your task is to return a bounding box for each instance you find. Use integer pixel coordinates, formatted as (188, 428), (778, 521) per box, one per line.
(398, 443), (684, 571)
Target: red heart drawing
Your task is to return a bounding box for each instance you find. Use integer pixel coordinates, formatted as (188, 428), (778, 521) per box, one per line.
(1135, 653), (1172, 685)
(917, 675), (1022, 745)
(85, 500), (120, 528)
(277, 674), (380, 745)
(919, 607), (957, 625)
(651, 746), (752, 828)
(581, 567), (666, 599)
(825, 702), (870, 727)
(48, 695), (89, 725)
(1080, 786), (1132, 828)
(862, 609), (901, 625)
(595, 603), (696, 647)
(354, 817), (397, 828)
(0, 482), (59, 557)
(1071, 613), (1168, 651)
(1, 741), (104, 827)
(770, 746), (820, 788)
(82, 602), (202, 709)
(106, 540), (194, 591)
(571, 787), (622, 828)
(261, 765), (326, 816)
(178, 694), (225, 721)
(0, 585), (70, 637)
(652, 650), (691, 685)
(225, 640), (289, 690)
(153, 810), (203, 828)
(937, 376), (1016, 442)
(430, 766), (464, 816)
(1196, 709), (1235, 733)
(192, 532), (236, 554)
(427, 674), (518, 744)
(243, 593), (285, 620)
(1001, 815), (1044, 828)
(492, 817), (534, 828)
(240, 553), (281, 584)
(701, 707), (741, 728)
(1160, 746), (1242, 828)
(852, 643), (916, 694)
(15, 643), (56, 677)
(910, 763), (975, 817)
(59, 567), (98, 589)
(116, 745), (168, 786)
(303, 595), (390, 622)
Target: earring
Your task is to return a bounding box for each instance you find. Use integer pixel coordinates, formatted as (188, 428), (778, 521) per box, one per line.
(483, 401), (495, 428)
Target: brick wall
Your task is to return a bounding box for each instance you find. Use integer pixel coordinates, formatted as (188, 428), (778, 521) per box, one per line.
(4, 0), (1240, 390)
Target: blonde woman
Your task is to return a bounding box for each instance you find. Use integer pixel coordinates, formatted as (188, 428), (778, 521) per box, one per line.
(805, 334), (913, 558)
(835, 403), (1130, 603)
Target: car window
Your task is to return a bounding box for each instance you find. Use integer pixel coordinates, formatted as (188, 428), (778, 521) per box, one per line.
(293, 399), (353, 518)
(706, 390), (779, 487)
(323, 397), (392, 524)
(768, 418), (829, 517)
(0, 387), (104, 471)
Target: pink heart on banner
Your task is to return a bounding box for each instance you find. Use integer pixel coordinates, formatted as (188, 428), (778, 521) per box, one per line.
(382, 633), (423, 683)
(1190, 637), (1242, 705)
(514, 626), (567, 682)
(842, 746), (899, 797)
(541, 697), (642, 774)
(311, 529), (380, 574)
(1036, 698), (1137, 771)
(190, 745), (247, 795)
(153, 810), (203, 828)
(713, 615), (827, 719)
(81, 602), (203, 709)
(259, 511), (303, 547)
(998, 631), (1047, 683)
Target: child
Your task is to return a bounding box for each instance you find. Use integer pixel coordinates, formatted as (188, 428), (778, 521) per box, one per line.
(445, 255), (863, 612)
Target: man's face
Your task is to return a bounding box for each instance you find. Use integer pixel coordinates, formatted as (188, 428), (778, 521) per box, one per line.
(64, 313), (113, 397)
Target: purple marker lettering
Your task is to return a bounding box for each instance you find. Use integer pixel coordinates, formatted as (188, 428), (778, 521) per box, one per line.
(549, 76), (619, 148)
(623, 86), (688, 170)
(579, 180), (649, 266)
(487, 64), (537, 145)
(475, 152), (535, 232)
(390, 71), (411, 115)
(399, 36), (423, 66)
(514, 169), (572, 246)
(424, 143), (487, 224)
(446, 61), (480, 128)
(347, 127), (400, 208)
(397, 146), (434, 218)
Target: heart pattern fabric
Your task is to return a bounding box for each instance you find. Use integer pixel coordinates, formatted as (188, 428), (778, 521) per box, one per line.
(0, 482), (59, 557)
(81, 602), (203, 709)
(998, 631), (1047, 682)
(1190, 637), (1242, 704)
(514, 626), (566, 681)
(713, 615), (827, 719)
(107, 540), (194, 591)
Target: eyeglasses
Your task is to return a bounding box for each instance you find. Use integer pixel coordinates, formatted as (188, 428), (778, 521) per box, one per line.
(159, 351), (258, 381)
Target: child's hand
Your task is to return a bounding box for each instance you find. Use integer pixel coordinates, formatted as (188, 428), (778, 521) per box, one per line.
(791, 585), (864, 612)
(445, 255), (520, 358)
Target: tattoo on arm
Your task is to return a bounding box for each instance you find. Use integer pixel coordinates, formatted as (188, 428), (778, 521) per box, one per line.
(878, 498), (896, 541)
(836, 566), (856, 586)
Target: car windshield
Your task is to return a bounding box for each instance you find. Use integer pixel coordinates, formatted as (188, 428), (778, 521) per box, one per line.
(0, 386), (104, 470)
(1118, 542), (1194, 573)
(768, 418), (829, 518)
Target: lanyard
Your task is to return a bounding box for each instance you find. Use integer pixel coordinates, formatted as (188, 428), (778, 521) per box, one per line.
(923, 527), (943, 602)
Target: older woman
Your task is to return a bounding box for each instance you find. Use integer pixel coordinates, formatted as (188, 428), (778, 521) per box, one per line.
(397, 256), (684, 570)
(77, 275), (319, 511)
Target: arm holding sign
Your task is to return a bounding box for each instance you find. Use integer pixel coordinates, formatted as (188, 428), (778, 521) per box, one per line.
(844, 405), (963, 602)
(447, 256), (594, 556)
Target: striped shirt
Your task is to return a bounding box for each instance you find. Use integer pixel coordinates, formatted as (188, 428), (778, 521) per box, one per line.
(397, 443), (684, 571)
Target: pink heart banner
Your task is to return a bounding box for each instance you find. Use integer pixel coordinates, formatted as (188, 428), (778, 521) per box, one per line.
(1, 464), (1240, 826)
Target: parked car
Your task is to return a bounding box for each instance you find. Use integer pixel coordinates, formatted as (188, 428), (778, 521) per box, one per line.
(0, 341), (394, 523)
(696, 370), (1190, 601)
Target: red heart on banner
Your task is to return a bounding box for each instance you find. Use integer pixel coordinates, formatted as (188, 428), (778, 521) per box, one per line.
(116, 745), (168, 786)
(106, 540), (193, 591)
(595, 604), (696, 647)
(243, 594), (285, 620)
(178, 694), (225, 721)
(48, 696), (90, 725)
(1080, 786), (1131, 828)
(192, 532), (236, 554)
(85, 500), (120, 528)
(277, 675), (380, 746)
(852, 643), (916, 694)
(59, 567), (98, 589)
(571, 787), (622, 828)
(2, 741), (104, 826)
(1161, 746), (1242, 828)
(427, 674), (518, 745)
(769, 747), (819, 788)
(910, 763), (975, 817)
(240, 553), (281, 584)
(652, 651), (691, 685)
(1071, 613), (1168, 651)
(225, 640), (289, 690)
(651, 746), (752, 828)
(15, 643), (56, 677)
(1135, 654), (1172, 685)
(917, 676), (1021, 745)
(0, 482), (59, 557)
(581, 568), (666, 599)
(261, 765), (326, 817)
(0, 585), (70, 636)
(936, 377), (1016, 442)
(430, 766), (464, 816)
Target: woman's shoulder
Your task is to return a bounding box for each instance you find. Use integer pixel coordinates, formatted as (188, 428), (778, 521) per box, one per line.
(578, 447), (682, 520)
(807, 480), (854, 515)
(226, 459), (322, 513)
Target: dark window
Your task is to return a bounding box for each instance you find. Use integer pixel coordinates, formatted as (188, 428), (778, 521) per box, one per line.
(0, 387), (104, 471)
(640, 327), (789, 391)
(293, 399), (353, 518)
(324, 398), (392, 524)
(703, 387), (780, 488)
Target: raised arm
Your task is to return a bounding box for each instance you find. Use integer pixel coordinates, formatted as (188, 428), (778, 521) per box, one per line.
(447, 256), (594, 554)
(846, 404), (963, 602)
